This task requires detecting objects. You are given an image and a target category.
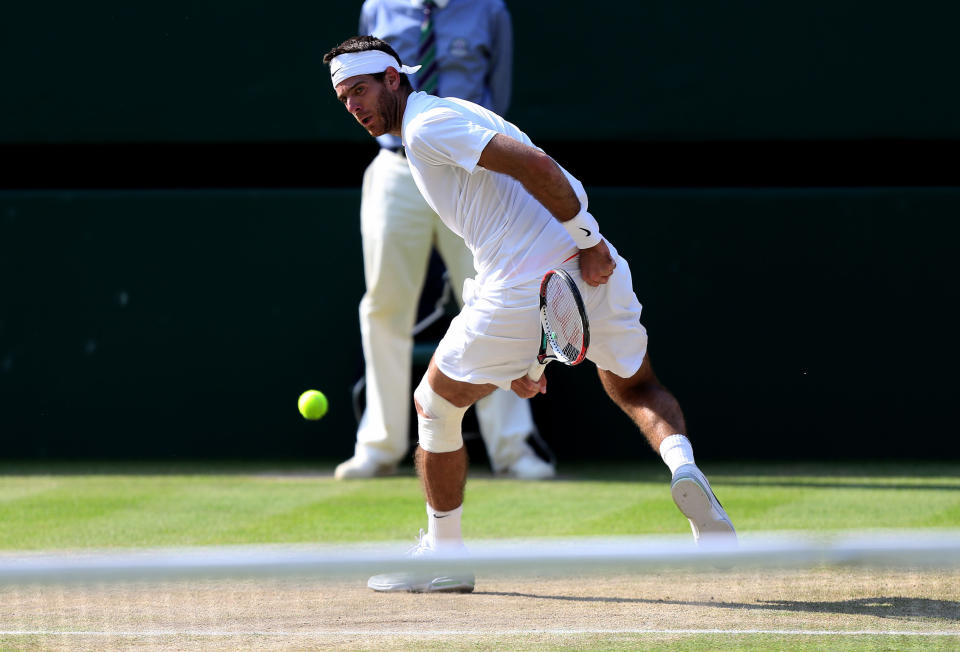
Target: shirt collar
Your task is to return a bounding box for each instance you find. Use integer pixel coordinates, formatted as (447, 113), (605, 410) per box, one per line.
(411, 0), (450, 8)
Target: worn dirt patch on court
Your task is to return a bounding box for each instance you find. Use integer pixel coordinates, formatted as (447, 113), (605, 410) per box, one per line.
(1, 568), (958, 651)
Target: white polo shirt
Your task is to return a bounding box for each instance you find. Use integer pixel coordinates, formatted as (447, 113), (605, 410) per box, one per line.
(398, 92), (647, 388)
(401, 91), (578, 289)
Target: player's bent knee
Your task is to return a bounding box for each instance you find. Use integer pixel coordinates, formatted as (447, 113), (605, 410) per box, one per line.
(413, 377), (466, 453)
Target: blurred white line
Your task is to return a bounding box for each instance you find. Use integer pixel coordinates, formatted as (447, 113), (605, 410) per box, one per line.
(2, 530), (960, 583)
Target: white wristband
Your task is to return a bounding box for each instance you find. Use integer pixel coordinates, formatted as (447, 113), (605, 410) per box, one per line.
(562, 210), (602, 249)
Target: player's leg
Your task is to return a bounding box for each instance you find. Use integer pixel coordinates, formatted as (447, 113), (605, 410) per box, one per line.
(367, 359), (495, 593)
(576, 252), (734, 542)
(598, 359), (736, 543)
(414, 359), (496, 518)
(411, 276), (543, 537)
(338, 150), (434, 478)
(368, 277), (541, 592)
(434, 217), (553, 479)
(597, 355), (685, 451)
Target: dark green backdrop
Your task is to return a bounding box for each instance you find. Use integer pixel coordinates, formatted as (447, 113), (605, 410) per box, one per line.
(2, 188), (958, 460)
(2, 2), (959, 460)
(3, 1), (959, 142)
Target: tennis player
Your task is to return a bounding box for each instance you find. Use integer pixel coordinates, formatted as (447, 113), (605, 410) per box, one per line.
(324, 36), (735, 593)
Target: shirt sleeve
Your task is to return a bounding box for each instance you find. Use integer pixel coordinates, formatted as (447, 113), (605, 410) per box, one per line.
(406, 109), (498, 173)
(487, 3), (513, 116)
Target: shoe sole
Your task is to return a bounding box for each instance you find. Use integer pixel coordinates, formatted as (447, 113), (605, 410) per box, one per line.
(502, 469), (556, 480)
(670, 476), (736, 540)
(368, 573), (475, 593)
(334, 464), (398, 480)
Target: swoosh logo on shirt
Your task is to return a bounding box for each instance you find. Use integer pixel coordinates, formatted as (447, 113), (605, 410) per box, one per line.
(579, 227), (592, 237)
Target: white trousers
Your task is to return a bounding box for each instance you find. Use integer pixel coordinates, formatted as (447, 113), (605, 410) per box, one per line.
(355, 148), (536, 471)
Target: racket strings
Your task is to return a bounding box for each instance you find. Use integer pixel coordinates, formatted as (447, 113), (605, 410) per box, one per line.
(544, 278), (585, 363)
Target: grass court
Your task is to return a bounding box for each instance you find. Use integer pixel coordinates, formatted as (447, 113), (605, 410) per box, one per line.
(0, 460), (958, 650)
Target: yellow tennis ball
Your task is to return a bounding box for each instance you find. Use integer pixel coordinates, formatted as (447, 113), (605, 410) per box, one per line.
(298, 390), (328, 420)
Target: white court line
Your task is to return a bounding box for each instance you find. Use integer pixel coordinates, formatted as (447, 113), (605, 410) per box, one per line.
(2, 629), (959, 637)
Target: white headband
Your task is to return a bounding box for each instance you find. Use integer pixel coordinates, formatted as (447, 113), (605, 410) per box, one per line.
(329, 50), (422, 87)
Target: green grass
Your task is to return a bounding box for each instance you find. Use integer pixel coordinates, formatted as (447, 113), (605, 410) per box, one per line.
(1, 461), (958, 651)
(0, 460), (958, 550)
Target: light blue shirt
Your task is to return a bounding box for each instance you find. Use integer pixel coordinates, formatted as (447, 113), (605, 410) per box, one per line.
(359, 0), (513, 150)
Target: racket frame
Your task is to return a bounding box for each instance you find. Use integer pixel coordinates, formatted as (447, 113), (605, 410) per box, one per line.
(527, 268), (590, 381)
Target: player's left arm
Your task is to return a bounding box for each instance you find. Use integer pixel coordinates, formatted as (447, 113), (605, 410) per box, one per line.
(477, 134), (615, 285)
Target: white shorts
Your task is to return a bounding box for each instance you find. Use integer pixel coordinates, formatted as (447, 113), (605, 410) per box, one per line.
(434, 252), (649, 390)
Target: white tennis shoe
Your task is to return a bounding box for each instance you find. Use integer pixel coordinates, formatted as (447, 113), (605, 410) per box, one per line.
(367, 530), (475, 593)
(670, 464), (737, 544)
(502, 451), (556, 480)
(334, 455), (397, 480)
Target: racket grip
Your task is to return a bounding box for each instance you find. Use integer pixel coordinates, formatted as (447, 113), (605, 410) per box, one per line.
(527, 360), (546, 381)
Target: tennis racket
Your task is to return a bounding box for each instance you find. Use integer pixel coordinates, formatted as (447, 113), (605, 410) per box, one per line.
(527, 268), (590, 381)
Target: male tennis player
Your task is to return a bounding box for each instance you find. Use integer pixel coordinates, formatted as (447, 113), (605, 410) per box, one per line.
(324, 36), (735, 593)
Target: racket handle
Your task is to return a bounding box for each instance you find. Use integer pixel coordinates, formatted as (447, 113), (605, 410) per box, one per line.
(527, 360), (546, 381)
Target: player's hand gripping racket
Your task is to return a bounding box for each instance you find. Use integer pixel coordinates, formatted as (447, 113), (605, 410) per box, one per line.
(527, 268), (590, 381)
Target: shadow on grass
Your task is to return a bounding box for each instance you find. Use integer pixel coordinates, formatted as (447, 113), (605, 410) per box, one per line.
(719, 479), (960, 491)
(476, 591), (960, 621)
(0, 459), (344, 476)
(550, 460), (960, 486)
(1, 460), (959, 487)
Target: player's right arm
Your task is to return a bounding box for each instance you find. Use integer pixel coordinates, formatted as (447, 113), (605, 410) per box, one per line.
(478, 134), (615, 286)
(478, 134), (579, 221)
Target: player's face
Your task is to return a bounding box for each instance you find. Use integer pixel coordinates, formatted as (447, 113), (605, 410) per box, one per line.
(335, 75), (399, 138)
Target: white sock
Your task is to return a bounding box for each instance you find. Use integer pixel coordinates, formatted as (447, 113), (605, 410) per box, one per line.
(659, 434), (696, 475)
(426, 503), (463, 548)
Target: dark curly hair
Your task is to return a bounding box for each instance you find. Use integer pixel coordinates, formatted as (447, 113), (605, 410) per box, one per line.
(323, 35), (414, 90)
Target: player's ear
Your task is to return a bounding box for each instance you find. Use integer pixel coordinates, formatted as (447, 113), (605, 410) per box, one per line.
(384, 66), (400, 90)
